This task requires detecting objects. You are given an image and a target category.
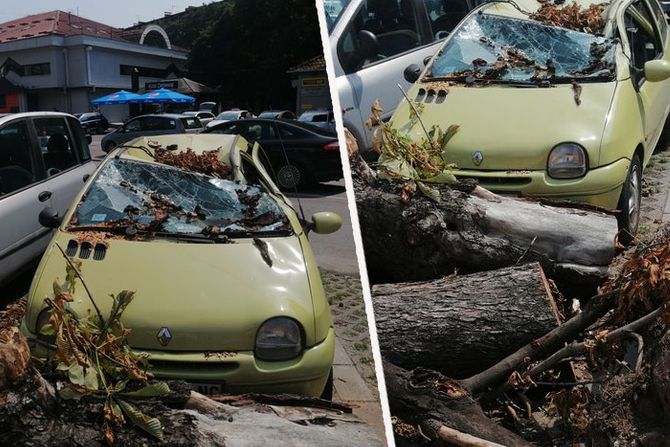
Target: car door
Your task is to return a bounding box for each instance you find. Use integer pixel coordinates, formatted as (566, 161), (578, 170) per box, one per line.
(119, 117), (144, 144)
(0, 117), (49, 284)
(623, 0), (670, 156)
(31, 116), (96, 216)
(333, 0), (452, 149)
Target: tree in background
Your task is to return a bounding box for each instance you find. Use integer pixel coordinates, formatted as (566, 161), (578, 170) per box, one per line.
(186, 0), (324, 112)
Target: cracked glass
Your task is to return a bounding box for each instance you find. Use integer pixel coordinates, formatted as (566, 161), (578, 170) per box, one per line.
(75, 158), (289, 235)
(429, 13), (616, 82)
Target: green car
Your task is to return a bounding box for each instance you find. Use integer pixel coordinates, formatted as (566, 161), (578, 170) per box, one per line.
(392, 0), (670, 239)
(21, 134), (342, 398)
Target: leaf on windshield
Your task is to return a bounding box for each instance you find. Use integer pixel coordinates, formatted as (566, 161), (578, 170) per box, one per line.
(529, 3), (605, 34)
(154, 146), (232, 179)
(253, 238), (273, 267)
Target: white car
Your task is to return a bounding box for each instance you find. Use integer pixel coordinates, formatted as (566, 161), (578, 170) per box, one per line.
(206, 109), (255, 128)
(182, 110), (216, 126)
(324, 0), (481, 150)
(0, 112), (96, 285)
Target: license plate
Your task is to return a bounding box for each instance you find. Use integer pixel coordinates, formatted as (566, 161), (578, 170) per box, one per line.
(190, 382), (224, 395)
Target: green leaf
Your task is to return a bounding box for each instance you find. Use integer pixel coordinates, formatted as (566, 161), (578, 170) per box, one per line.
(39, 323), (56, 336)
(424, 172), (458, 185)
(377, 154), (418, 180)
(116, 398), (164, 441)
(59, 385), (88, 400)
(121, 382), (171, 398)
(439, 125), (460, 163)
(417, 181), (442, 203)
(68, 363), (100, 390)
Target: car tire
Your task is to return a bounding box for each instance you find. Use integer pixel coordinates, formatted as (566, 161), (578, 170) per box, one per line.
(320, 368), (333, 401)
(617, 154), (642, 245)
(104, 141), (117, 153)
(276, 161), (304, 190)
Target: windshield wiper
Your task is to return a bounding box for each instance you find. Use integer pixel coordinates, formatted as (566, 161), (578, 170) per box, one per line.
(222, 228), (293, 238)
(423, 75), (551, 87)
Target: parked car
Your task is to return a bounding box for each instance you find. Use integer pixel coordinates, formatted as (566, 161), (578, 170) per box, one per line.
(101, 114), (203, 153)
(0, 112), (96, 285)
(198, 101), (218, 115)
(78, 112), (109, 134)
(182, 110), (216, 126)
(326, 0), (481, 151)
(389, 0), (670, 240)
(206, 109), (254, 128)
(258, 110), (297, 120)
(21, 133), (342, 398)
(204, 118), (342, 189)
(298, 109), (336, 133)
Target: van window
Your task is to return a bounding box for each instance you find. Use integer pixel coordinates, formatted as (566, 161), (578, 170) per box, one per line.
(181, 117), (203, 129)
(338, 0), (422, 73)
(425, 0), (471, 38)
(34, 117), (78, 176)
(0, 120), (36, 197)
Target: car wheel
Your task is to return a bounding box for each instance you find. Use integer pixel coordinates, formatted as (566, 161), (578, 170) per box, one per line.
(276, 162), (304, 190)
(104, 141), (117, 153)
(320, 368), (333, 401)
(617, 154), (642, 245)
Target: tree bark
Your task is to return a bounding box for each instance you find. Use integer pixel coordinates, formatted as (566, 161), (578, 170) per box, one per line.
(384, 361), (531, 447)
(372, 262), (560, 378)
(347, 134), (618, 286)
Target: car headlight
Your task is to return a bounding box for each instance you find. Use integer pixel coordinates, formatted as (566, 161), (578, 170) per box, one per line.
(547, 143), (587, 179)
(255, 317), (303, 361)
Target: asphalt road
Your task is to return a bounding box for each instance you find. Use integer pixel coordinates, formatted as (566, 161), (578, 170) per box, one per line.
(89, 135), (359, 275)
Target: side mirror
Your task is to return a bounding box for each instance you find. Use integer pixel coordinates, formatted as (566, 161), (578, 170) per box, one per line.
(310, 212), (342, 235)
(39, 207), (62, 229)
(644, 60), (670, 82)
(404, 64), (422, 83)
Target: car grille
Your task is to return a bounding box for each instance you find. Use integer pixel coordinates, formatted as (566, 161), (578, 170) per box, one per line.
(415, 87), (448, 104)
(455, 175), (532, 187)
(66, 239), (107, 260)
(148, 359), (240, 376)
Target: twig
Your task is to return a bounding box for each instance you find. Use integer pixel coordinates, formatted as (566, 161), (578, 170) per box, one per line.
(435, 424), (506, 447)
(54, 242), (105, 325)
(516, 236), (537, 265)
(397, 83), (433, 146)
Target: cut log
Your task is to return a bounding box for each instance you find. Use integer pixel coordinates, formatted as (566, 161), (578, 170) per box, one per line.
(372, 262), (560, 378)
(347, 131), (618, 286)
(384, 361), (531, 447)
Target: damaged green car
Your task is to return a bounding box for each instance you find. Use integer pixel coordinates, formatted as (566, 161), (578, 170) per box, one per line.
(21, 134), (342, 398)
(393, 0), (670, 239)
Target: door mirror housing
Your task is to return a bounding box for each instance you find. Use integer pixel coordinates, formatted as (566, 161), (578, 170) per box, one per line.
(404, 64), (422, 83)
(310, 212), (342, 235)
(38, 207), (62, 229)
(644, 59), (670, 82)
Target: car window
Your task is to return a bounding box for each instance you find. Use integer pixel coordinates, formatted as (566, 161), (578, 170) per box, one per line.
(124, 118), (142, 132)
(325, 0), (353, 32)
(626, 2), (662, 76)
(425, 0), (471, 39)
(34, 117), (78, 176)
(209, 122), (251, 138)
(217, 111), (241, 120)
(0, 120), (36, 197)
(247, 122), (277, 140)
(67, 117), (91, 162)
(645, 0), (668, 41)
(197, 112), (213, 119)
(337, 0), (422, 74)
(181, 117), (202, 129)
(278, 123), (312, 138)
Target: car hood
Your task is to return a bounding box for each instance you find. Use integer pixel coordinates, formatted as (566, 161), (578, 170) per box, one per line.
(28, 232), (316, 351)
(391, 82), (617, 170)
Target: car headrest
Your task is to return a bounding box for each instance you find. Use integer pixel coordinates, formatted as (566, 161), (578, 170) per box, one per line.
(47, 133), (69, 153)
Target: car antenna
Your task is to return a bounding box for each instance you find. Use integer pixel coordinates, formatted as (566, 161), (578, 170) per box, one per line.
(275, 120), (307, 224)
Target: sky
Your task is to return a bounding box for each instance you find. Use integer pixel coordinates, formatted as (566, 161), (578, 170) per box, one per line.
(0, 1), (216, 28)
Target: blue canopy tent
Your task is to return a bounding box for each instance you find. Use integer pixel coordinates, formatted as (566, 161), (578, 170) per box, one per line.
(90, 90), (142, 105)
(137, 88), (195, 104)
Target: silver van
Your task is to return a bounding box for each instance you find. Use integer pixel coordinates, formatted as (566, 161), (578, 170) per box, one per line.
(324, 0), (479, 150)
(0, 112), (96, 285)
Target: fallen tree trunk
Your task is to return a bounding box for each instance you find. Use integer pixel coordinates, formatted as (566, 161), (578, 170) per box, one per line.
(384, 361), (531, 447)
(347, 131), (618, 286)
(373, 262), (560, 378)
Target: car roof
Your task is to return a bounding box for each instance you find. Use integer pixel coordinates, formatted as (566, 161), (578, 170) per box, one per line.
(130, 113), (188, 119)
(212, 117), (337, 136)
(117, 134), (249, 168)
(0, 111), (77, 126)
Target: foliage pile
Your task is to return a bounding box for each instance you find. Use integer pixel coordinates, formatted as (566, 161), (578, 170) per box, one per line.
(153, 146), (232, 178)
(529, 2), (606, 34)
(366, 99), (460, 203)
(41, 245), (171, 444)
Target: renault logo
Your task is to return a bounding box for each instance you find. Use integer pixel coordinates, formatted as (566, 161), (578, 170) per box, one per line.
(472, 151), (484, 166)
(157, 327), (172, 346)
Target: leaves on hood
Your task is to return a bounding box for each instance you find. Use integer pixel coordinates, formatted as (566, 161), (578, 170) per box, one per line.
(253, 238), (273, 267)
(154, 146), (232, 178)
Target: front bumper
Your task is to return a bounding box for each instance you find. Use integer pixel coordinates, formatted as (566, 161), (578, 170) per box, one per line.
(454, 158), (631, 209)
(22, 321), (335, 398)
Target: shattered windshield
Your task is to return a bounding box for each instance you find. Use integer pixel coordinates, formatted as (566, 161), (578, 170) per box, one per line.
(428, 13), (616, 83)
(72, 158), (291, 238)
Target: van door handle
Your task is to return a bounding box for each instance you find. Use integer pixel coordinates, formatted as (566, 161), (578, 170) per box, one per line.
(38, 190), (52, 202)
(83, 174), (90, 182)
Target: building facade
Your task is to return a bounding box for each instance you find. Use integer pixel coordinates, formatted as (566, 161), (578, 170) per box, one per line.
(0, 11), (187, 122)
(288, 55), (333, 116)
